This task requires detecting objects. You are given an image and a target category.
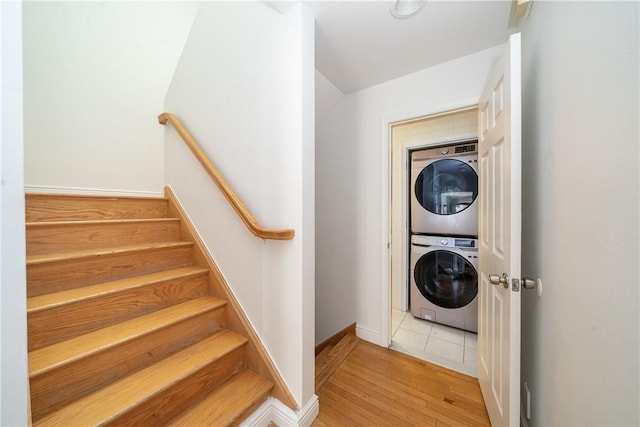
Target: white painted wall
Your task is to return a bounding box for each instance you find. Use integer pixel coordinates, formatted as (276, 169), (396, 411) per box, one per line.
(315, 46), (501, 345)
(0, 1), (29, 425)
(22, 2), (197, 196)
(314, 69), (346, 344)
(518, 2), (639, 425)
(315, 70), (343, 126)
(163, 3), (315, 408)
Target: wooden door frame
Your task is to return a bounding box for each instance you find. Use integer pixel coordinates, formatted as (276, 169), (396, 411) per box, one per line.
(379, 98), (480, 347)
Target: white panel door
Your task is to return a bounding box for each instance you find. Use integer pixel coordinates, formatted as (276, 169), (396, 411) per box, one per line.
(477, 33), (522, 427)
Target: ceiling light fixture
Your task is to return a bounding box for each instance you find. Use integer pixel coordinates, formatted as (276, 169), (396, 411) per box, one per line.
(390, 0), (425, 19)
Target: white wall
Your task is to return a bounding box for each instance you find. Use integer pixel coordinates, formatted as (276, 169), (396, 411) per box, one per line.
(518, 2), (639, 425)
(22, 2), (197, 196)
(315, 70), (343, 126)
(163, 3), (315, 408)
(315, 46), (500, 345)
(0, 1), (29, 425)
(314, 69), (345, 344)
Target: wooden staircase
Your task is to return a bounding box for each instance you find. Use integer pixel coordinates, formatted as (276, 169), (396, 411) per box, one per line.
(26, 192), (285, 426)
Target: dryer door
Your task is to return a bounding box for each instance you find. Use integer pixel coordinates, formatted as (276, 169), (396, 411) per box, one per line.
(415, 158), (478, 216)
(414, 249), (477, 309)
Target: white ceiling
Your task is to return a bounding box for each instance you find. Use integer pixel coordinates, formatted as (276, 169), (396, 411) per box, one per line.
(305, 1), (517, 94)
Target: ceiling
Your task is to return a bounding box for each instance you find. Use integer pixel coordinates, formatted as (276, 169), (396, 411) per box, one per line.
(305, 1), (517, 94)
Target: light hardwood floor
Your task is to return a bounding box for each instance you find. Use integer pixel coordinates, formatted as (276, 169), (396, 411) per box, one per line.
(313, 338), (490, 426)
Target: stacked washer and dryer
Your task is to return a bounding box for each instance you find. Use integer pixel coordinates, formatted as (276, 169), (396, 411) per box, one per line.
(409, 141), (479, 333)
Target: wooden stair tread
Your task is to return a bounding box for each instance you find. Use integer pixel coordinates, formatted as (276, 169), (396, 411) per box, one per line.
(26, 217), (180, 227)
(26, 241), (193, 265)
(167, 370), (273, 426)
(315, 334), (359, 391)
(29, 296), (226, 377)
(33, 330), (248, 427)
(28, 266), (209, 313)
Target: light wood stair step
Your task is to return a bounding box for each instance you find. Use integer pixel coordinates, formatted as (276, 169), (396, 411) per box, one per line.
(29, 296), (227, 420)
(28, 266), (210, 351)
(27, 241), (195, 297)
(166, 369), (273, 426)
(33, 330), (249, 427)
(26, 193), (168, 222)
(315, 333), (360, 392)
(26, 218), (181, 255)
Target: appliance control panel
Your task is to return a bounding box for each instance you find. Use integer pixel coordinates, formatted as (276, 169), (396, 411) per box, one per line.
(412, 234), (477, 248)
(411, 139), (478, 161)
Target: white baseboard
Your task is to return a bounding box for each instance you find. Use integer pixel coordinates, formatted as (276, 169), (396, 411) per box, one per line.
(241, 395), (319, 427)
(356, 324), (382, 346)
(24, 185), (163, 198)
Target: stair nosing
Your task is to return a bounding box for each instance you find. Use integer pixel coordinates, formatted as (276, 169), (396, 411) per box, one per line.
(26, 193), (169, 202)
(28, 266), (210, 313)
(29, 296), (226, 377)
(34, 330), (248, 427)
(26, 241), (194, 265)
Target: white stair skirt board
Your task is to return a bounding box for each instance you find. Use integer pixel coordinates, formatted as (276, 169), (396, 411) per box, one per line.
(24, 184), (163, 198)
(241, 395), (320, 427)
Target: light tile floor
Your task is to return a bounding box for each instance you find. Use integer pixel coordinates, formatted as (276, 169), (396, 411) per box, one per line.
(390, 308), (478, 377)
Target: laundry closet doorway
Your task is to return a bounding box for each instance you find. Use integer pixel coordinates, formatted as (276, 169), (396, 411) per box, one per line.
(388, 106), (480, 376)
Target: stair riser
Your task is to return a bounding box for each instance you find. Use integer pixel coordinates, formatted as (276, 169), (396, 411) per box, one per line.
(27, 245), (194, 297)
(30, 306), (227, 421)
(104, 347), (246, 427)
(27, 220), (180, 255)
(28, 273), (209, 351)
(26, 195), (168, 222)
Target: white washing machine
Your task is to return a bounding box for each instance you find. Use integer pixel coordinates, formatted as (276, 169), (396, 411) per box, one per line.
(410, 141), (478, 236)
(410, 234), (478, 332)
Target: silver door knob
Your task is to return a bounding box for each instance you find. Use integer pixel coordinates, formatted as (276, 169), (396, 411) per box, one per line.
(489, 273), (509, 288)
(521, 277), (537, 290)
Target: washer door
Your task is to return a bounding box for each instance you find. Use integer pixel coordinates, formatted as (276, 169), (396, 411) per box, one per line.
(414, 249), (477, 309)
(414, 159), (478, 216)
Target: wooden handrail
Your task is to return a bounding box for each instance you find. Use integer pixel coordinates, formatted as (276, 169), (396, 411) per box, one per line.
(158, 112), (295, 240)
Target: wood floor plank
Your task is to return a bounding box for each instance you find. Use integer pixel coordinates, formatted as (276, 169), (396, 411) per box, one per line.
(325, 367), (438, 426)
(339, 358), (480, 425)
(312, 336), (490, 427)
(319, 386), (395, 427)
(340, 356), (489, 426)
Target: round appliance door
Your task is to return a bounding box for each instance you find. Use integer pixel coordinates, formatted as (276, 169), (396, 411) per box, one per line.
(413, 249), (477, 309)
(414, 159), (478, 216)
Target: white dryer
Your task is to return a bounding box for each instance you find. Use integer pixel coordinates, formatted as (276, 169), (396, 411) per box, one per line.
(410, 141), (478, 236)
(410, 234), (478, 332)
